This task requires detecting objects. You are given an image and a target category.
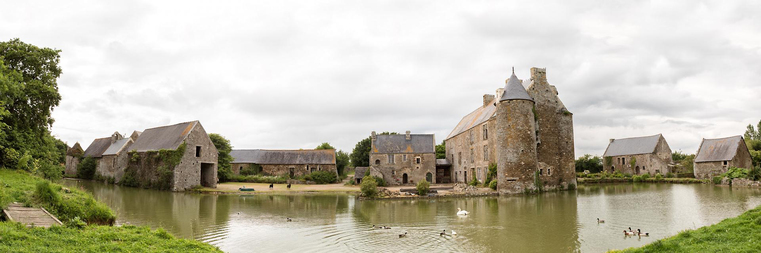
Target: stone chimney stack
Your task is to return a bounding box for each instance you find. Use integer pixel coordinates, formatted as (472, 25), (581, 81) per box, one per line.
(111, 132), (121, 144)
(483, 94), (495, 107)
(496, 88), (505, 101)
(371, 131), (377, 151)
(405, 131), (411, 140)
(371, 131), (376, 141)
(530, 67), (547, 83)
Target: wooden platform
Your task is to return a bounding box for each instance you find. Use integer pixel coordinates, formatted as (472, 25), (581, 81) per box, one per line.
(2, 203), (63, 228)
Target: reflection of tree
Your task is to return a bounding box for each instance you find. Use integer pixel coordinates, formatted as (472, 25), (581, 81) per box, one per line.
(233, 194), (346, 223)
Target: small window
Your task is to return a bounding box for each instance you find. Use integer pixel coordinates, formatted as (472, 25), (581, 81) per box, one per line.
(195, 146), (201, 157)
(539, 169), (543, 175)
(723, 161), (728, 166)
(470, 149), (474, 163)
(483, 125), (488, 140)
(375, 159), (380, 165)
(392, 170), (396, 175)
(484, 145), (488, 161)
(622, 157), (626, 164)
(416, 157), (421, 164)
(458, 152), (462, 165)
(388, 154), (395, 164)
(403, 154), (407, 161)
(548, 168), (551, 176)
(611, 166), (615, 172)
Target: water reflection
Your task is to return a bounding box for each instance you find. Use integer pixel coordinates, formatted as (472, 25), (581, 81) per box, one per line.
(63, 180), (761, 253)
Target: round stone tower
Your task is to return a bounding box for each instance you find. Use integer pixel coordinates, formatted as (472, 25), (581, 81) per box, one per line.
(496, 68), (538, 194)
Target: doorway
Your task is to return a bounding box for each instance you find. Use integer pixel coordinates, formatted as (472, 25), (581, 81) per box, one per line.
(464, 171), (468, 183)
(201, 163), (215, 187)
(403, 173), (408, 184)
(635, 166), (640, 174)
(289, 168), (295, 178)
(426, 172), (432, 183)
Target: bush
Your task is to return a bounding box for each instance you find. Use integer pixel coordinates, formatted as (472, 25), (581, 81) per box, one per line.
(489, 179), (497, 190)
(65, 216), (87, 229)
(38, 160), (62, 180)
(469, 177), (480, 187)
(641, 174), (651, 180)
(240, 164), (261, 176)
(416, 181), (430, 195)
(666, 172), (675, 178)
(722, 167), (749, 180)
(567, 183), (576, 190)
(485, 163), (497, 183)
(360, 176), (378, 198)
(0, 187), (10, 209)
(713, 176), (723, 185)
(35, 181), (61, 206)
(77, 156), (97, 180)
(655, 173), (664, 181)
(228, 174), (289, 184)
(750, 166), (761, 181)
(612, 172), (624, 178)
(372, 176), (386, 187)
(309, 171), (337, 184)
(633, 175), (643, 182)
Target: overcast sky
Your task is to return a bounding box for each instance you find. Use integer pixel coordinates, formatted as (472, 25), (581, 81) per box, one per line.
(3, 0), (760, 157)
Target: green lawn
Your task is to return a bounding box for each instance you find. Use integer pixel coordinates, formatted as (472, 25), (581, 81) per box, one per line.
(615, 204), (761, 252)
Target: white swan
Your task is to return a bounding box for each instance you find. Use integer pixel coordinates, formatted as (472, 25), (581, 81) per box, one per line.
(451, 230), (457, 235)
(457, 208), (469, 216)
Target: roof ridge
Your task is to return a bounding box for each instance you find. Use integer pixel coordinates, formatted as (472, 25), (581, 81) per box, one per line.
(701, 135), (742, 141)
(611, 133), (662, 141)
(141, 120), (198, 131)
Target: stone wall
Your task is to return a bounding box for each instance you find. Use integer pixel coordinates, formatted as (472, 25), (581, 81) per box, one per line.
(694, 161), (725, 179)
(496, 99), (538, 194)
(173, 123), (218, 190)
(526, 67), (576, 189)
(369, 153), (436, 185)
(603, 136), (672, 175)
(96, 152), (129, 182)
(64, 155), (79, 176)
(444, 119), (496, 184)
(230, 163), (337, 177)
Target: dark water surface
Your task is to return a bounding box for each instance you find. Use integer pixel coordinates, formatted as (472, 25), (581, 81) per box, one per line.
(62, 180), (761, 253)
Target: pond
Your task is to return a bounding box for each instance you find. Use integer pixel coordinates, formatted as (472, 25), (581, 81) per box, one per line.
(62, 180), (761, 253)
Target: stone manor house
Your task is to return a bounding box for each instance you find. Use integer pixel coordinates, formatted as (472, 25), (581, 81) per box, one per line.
(66, 121), (218, 191)
(445, 67), (576, 194)
(602, 134), (673, 175)
(229, 149), (337, 178)
(367, 131), (436, 185)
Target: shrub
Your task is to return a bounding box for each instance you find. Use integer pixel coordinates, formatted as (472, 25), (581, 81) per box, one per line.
(713, 176), (723, 185)
(240, 164), (261, 176)
(489, 179), (497, 190)
(372, 176), (386, 187)
(655, 173), (664, 181)
(567, 183), (577, 190)
(624, 173), (633, 178)
(416, 181), (430, 195)
(469, 177), (480, 187)
(641, 174), (651, 180)
(612, 172), (624, 178)
(38, 160), (62, 180)
(633, 175), (643, 182)
(35, 181), (61, 206)
(360, 176), (378, 198)
(65, 216), (87, 229)
(310, 171), (337, 184)
(722, 167), (749, 179)
(750, 166), (761, 181)
(533, 170), (543, 191)
(485, 163), (497, 183)
(228, 174), (289, 184)
(666, 172), (675, 178)
(77, 156), (97, 180)
(0, 187), (10, 209)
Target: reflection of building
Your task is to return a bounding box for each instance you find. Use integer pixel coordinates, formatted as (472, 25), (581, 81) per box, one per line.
(694, 136), (753, 179)
(602, 134), (673, 175)
(229, 149), (337, 178)
(369, 131), (436, 185)
(445, 68), (575, 193)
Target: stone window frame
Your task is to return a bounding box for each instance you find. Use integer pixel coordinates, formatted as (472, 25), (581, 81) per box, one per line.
(539, 169), (543, 175)
(477, 167), (481, 181)
(388, 154), (395, 164)
(375, 159), (381, 165)
(723, 161), (728, 166)
(469, 130), (474, 144)
(403, 154), (407, 162)
(195, 146), (202, 157)
(470, 148), (474, 163)
(548, 168), (551, 176)
(483, 124), (488, 140)
(483, 145), (488, 161)
(415, 156), (421, 164)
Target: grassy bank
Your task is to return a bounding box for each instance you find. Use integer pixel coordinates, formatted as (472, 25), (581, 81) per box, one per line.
(0, 222), (221, 252)
(0, 168), (115, 225)
(615, 204), (761, 252)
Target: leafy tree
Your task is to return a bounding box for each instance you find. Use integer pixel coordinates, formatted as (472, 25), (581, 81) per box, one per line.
(672, 151), (695, 173)
(360, 176), (378, 197)
(575, 154), (603, 173)
(435, 142), (446, 159)
(0, 38), (63, 170)
(336, 150), (349, 176)
(350, 137), (371, 167)
(417, 180), (430, 195)
(745, 120), (761, 141)
(77, 156), (97, 180)
(315, 142), (335, 150)
(209, 133), (233, 182)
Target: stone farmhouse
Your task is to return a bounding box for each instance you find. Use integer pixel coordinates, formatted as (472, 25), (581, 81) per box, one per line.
(64, 142), (83, 175)
(369, 131), (436, 185)
(602, 134), (673, 175)
(445, 67), (576, 194)
(694, 136), (753, 179)
(68, 121), (218, 191)
(229, 149), (337, 178)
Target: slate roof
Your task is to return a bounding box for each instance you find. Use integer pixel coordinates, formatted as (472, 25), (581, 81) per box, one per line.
(372, 134), (435, 154)
(102, 138), (132, 156)
(230, 149), (336, 165)
(67, 142), (84, 156)
(83, 137), (112, 158)
(436, 159), (451, 166)
(695, 136), (745, 162)
(354, 167), (368, 179)
(603, 134), (662, 157)
(446, 98), (497, 140)
(500, 70), (534, 102)
(129, 121), (197, 152)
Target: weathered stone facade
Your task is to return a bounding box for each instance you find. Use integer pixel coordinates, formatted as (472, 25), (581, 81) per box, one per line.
(173, 122), (218, 190)
(369, 131), (436, 185)
(445, 67), (576, 194)
(96, 132), (138, 183)
(64, 142), (83, 176)
(231, 163), (337, 178)
(602, 134), (673, 175)
(694, 136), (752, 179)
(229, 149), (337, 178)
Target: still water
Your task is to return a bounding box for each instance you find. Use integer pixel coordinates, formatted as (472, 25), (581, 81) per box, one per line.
(62, 180), (761, 253)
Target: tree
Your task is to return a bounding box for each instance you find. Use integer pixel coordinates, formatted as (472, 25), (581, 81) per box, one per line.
(350, 137), (371, 167)
(315, 142), (335, 150)
(0, 38), (64, 170)
(435, 142), (446, 159)
(209, 133), (233, 182)
(336, 150), (349, 176)
(575, 154), (603, 173)
(745, 120), (761, 141)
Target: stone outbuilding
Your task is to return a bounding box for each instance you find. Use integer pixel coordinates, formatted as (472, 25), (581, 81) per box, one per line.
(602, 134), (673, 175)
(369, 131), (436, 185)
(96, 131), (141, 183)
(126, 121), (218, 191)
(354, 167), (368, 184)
(694, 136), (753, 179)
(445, 67), (576, 194)
(229, 149), (337, 178)
(64, 142), (84, 176)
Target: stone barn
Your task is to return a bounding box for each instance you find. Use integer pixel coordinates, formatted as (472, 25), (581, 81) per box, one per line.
(602, 134), (673, 175)
(445, 67), (576, 194)
(229, 149), (337, 178)
(64, 142), (84, 176)
(96, 131), (141, 183)
(369, 131), (436, 185)
(694, 136), (753, 179)
(354, 167), (368, 184)
(126, 121), (218, 191)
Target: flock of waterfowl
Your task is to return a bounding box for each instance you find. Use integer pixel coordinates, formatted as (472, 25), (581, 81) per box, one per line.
(597, 218), (650, 237)
(369, 208), (469, 239)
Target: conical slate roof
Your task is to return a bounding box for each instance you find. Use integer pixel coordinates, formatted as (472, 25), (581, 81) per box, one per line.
(500, 68), (534, 102)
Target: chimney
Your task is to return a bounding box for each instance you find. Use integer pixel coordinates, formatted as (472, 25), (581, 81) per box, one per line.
(496, 88), (505, 101)
(111, 132), (121, 144)
(371, 131), (376, 141)
(483, 94), (495, 107)
(405, 131), (411, 140)
(371, 131), (376, 151)
(609, 139), (615, 143)
(530, 67), (547, 83)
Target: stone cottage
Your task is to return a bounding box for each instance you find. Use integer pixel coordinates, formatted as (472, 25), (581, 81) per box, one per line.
(368, 131), (436, 185)
(602, 134), (673, 175)
(96, 131), (141, 183)
(354, 167), (368, 184)
(127, 121), (218, 191)
(64, 142), (83, 176)
(445, 67), (576, 194)
(694, 136), (753, 179)
(229, 149), (337, 178)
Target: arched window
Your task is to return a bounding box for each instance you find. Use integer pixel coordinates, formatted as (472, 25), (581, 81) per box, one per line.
(375, 159), (380, 165)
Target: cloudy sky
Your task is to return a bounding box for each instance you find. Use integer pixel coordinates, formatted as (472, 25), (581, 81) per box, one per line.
(3, 0), (760, 157)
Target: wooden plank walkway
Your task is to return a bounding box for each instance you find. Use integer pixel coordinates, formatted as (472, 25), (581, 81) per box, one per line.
(2, 203), (63, 228)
